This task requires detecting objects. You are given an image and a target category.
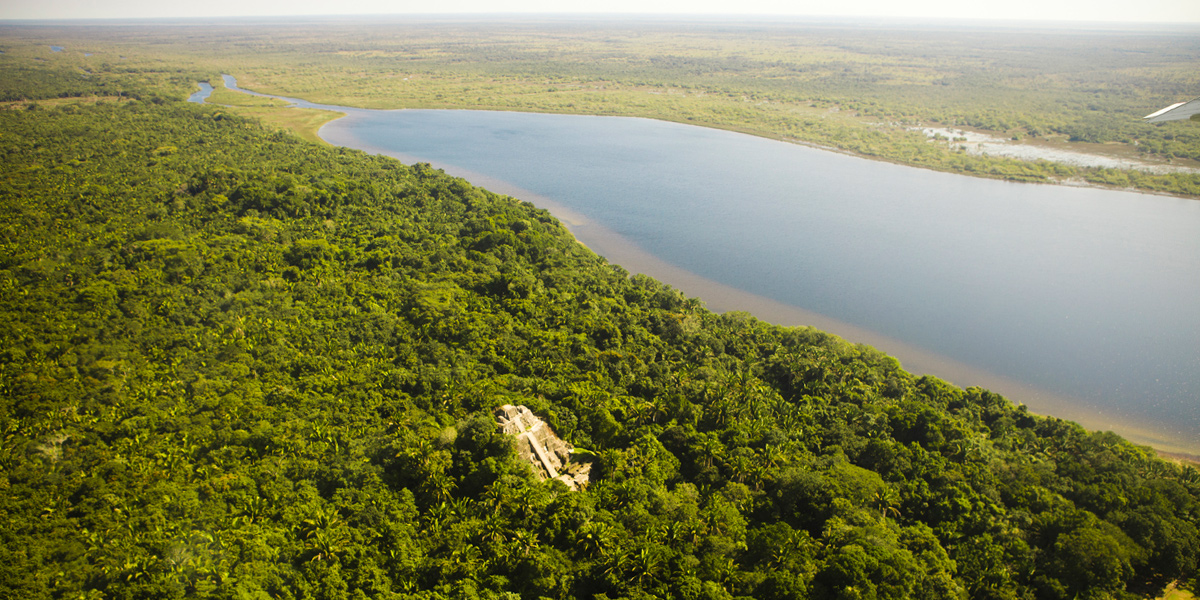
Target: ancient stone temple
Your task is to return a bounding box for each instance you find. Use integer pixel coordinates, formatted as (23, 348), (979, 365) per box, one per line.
(494, 404), (591, 491)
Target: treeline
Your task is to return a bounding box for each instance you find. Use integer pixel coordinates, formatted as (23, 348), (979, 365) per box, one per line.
(5, 23), (1200, 194)
(1, 84), (1198, 599)
(0, 35), (200, 103)
(136, 20), (1200, 184)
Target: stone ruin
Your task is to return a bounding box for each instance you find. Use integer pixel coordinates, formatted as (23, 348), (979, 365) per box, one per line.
(495, 404), (591, 491)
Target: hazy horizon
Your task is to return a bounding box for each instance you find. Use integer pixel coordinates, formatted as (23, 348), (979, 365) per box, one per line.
(2, 0), (1198, 24)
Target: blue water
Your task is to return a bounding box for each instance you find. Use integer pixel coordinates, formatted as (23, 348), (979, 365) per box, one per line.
(187, 82), (213, 104)
(223, 76), (1200, 452)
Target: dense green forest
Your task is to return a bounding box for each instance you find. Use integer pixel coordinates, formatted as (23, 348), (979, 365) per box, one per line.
(3, 27), (1200, 600)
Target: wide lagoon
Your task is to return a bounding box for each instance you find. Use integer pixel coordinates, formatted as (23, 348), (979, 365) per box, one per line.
(225, 76), (1200, 454)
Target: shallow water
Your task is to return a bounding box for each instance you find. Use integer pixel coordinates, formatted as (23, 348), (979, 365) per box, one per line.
(920, 127), (1198, 173)
(223, 76), (1200, 454)
(186, 82), (213, 104)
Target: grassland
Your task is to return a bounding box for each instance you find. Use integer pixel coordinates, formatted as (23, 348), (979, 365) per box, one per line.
(201, 80), (343, 144)
(3, 17), (1200, 196)
(225, 104), (342, 144)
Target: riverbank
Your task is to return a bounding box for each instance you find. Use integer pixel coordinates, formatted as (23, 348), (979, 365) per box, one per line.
(225, 64), (1200, 198)
(196, 78), (343, 145)
(222, 80), (1200, 460)
(216, 72), (1200, 202)
(12, 19), (1200, 197)
(672, 116), (1200, 202)
(919, 125), (1200, 174)
(319, 111), (1200, 460)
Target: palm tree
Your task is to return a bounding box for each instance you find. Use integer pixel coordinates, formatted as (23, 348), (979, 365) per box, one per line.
(449, 543), (484, 576)
(480, 513), (509, 548)
(630, 546), (663, 588)
(511, 529), (540, 558)
(305, 528), (349, 563)
(728, 450), (753, 485)
(576, 521), (614, 557)
(759, 443), (786, 470)
(602, 544), (630, 583)
(872, 487), (902, 522)
(424, 471), (456, 505)
(698, 432), (724, 470)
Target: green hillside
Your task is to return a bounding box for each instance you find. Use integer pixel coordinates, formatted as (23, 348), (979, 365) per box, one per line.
(2, 55), (1198, 600)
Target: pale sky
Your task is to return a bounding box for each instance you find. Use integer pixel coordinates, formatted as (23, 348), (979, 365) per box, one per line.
(1, 0), (1198, 23)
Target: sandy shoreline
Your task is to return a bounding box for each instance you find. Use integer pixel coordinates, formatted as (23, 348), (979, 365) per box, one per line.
(318, 113), (1198, 458)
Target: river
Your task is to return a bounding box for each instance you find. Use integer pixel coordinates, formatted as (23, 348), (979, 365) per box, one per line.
(220, 75), (1200, 455)
(187, 82), (213, 104)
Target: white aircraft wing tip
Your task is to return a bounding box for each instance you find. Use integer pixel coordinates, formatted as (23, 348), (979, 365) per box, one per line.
(1145, 97), (1200, 122)
(1144, 102), (1186, 120)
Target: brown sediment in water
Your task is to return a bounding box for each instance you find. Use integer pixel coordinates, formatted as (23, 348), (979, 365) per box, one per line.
(322, 119), (1200, 459)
